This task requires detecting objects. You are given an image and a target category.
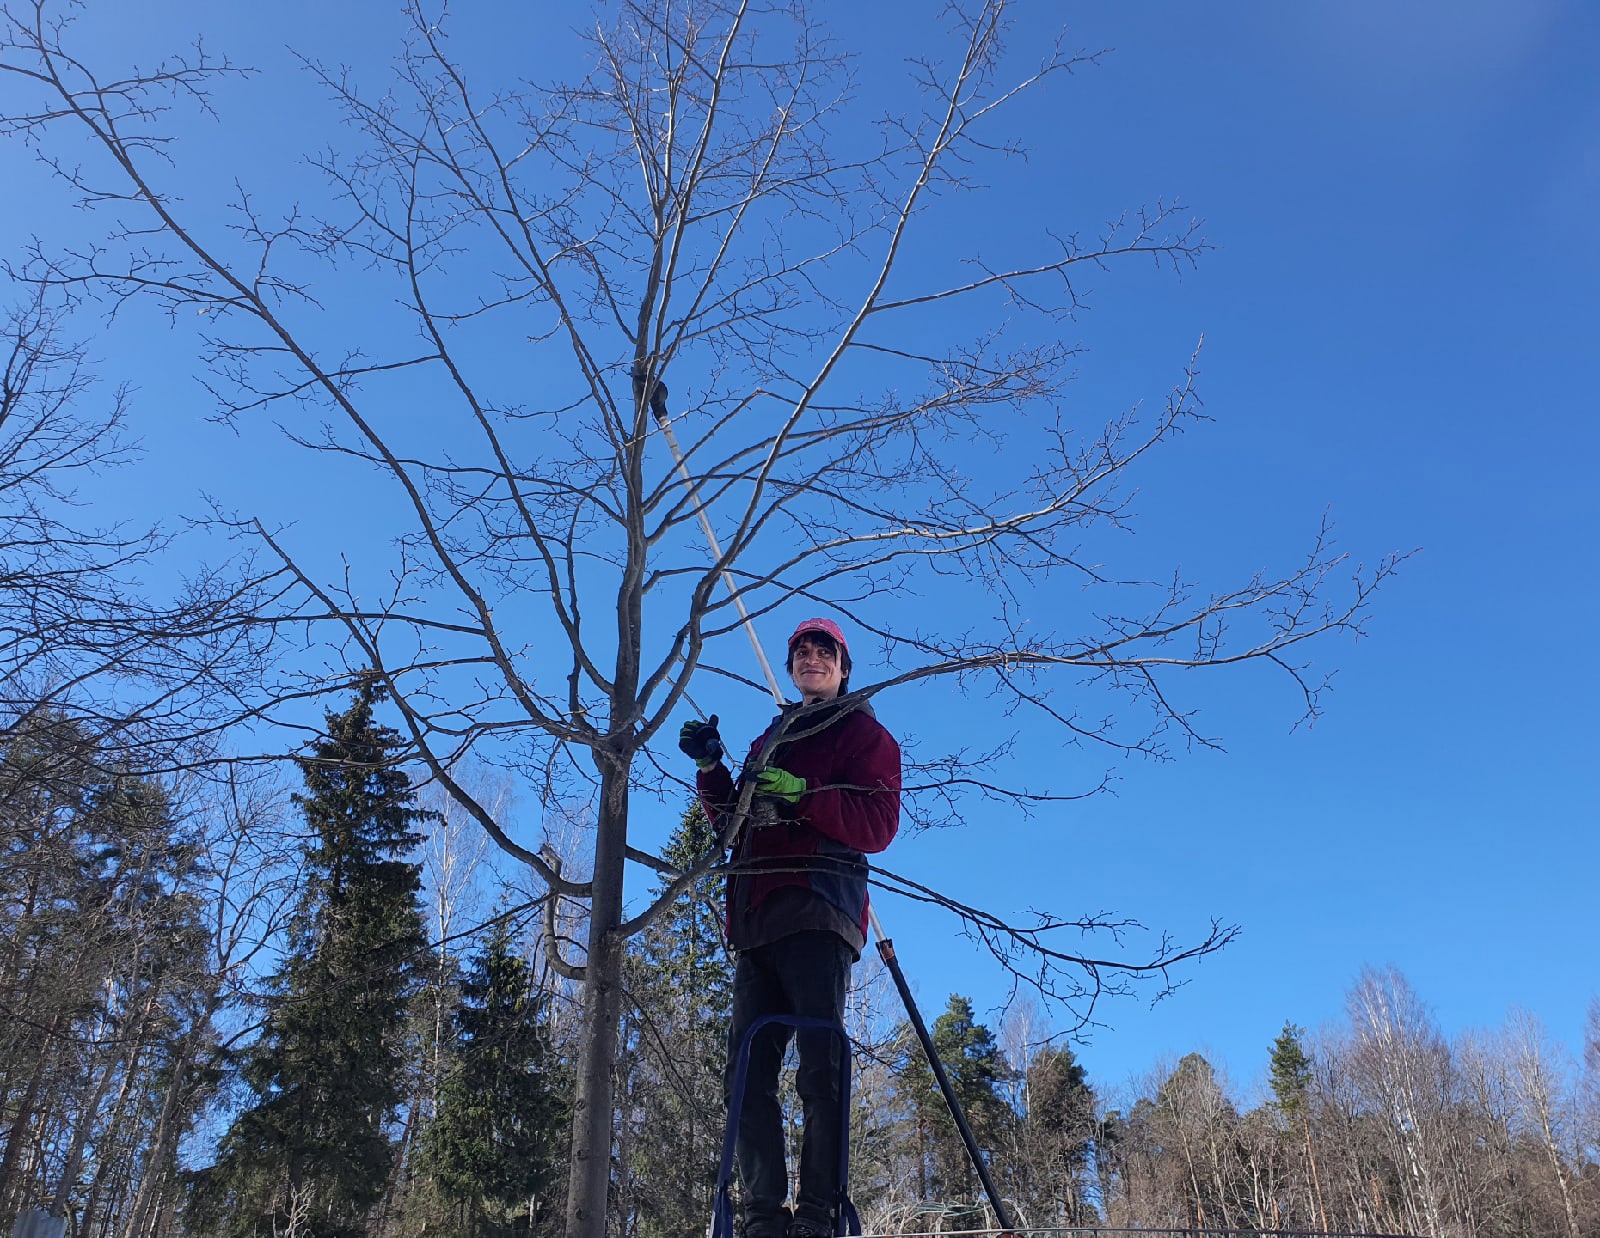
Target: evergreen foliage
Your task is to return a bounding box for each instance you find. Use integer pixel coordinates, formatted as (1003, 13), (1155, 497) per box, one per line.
(0, 714), (215, 1230)
(895, 994), (1011, 1209)
(417, 914), (566, 1236)
(1020, 1044), (1096, 1223)
(192, 680), (428, 1238)
(1269, 1021), (1313, 1120)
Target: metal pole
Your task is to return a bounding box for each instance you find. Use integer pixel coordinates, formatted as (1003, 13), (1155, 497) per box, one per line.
(867, 907), (1019, 1238)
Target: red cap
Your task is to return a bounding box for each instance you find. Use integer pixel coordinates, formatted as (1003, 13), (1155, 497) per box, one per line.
(787, 616), (849, 659)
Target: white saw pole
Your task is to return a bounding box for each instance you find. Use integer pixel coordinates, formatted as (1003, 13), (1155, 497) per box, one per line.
(637, 366), (787, 706)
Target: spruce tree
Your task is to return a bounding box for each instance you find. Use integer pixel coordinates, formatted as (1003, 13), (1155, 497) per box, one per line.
(419, 914), (565, 1236)
(193, 680), (428, 1238)
(1267, 1020), (1330, 1231)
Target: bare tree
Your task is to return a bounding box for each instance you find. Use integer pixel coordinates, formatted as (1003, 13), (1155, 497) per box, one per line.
(0, 283), (268, 782)
(1451, 1028), (1528, 1238)
(0, 1), (1399, 1229)
(0, 735), (298, 1235)
(0, 286), (143, 712)
(1502, 1008), (1584, 1238)
(117, 766), (302, 1238)
(995, 996), (1096, 1226)
(1346, 966), (1464, 1238)
(420, 776), (495, 966)
(1584, 998), (1600, 1167)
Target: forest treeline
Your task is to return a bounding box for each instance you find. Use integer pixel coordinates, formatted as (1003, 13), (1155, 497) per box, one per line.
(2, 690), (1596, 1238)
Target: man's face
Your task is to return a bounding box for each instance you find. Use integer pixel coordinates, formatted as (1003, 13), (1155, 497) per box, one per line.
(789, 635), (843, 703)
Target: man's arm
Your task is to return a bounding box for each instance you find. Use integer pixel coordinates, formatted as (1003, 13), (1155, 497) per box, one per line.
(696, 760), (736, 819)
(696, 731), (771, 828)
(802, 718), (900, 855)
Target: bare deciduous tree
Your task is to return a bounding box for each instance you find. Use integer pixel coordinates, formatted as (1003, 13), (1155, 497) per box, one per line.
(0, 0), (1399, 1228)
(1504, 1008), (1584, 1238)
(1346, 966), (1453, 1238)
(1084, 975), (1598, 1236)
(1584, 998), (1600, 1164)
(116, 767), (302, 1238)
(0, 284), (269, 779)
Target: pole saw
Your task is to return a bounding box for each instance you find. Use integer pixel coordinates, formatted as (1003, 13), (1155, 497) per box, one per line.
(634, 362), (1019, 1237)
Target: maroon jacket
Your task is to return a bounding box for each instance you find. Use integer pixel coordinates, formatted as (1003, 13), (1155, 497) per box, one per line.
(697, 699), (900, 950)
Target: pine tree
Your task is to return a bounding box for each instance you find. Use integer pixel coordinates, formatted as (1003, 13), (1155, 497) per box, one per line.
(418, 914), (565, 1236)
(616, 800), (734, 1238)
(1267, 1020), (1330, 1230)
(193, 679), (429, 1238)
(1269, 1021), (1313, 1120)
(54, 776), (213, 1231)
(0, 717), (114, 1219)
(0, 716), (217, 1229)
(896, 994), (1011, 1211)
(1152, 1052), (1242, 1228)
(1022, 1044), (1096, 1224)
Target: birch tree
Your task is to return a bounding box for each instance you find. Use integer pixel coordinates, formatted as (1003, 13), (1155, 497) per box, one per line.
(1504, 1009), (1584, 1238)
(1582, 998), (1600, 1167)
(1346, 967), (1453, 1238)
(0, 1), (1398, 1229)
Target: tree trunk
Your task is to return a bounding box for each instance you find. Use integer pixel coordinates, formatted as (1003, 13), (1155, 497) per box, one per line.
(1205, 1128), (1231, 1228)
(57, 980), (163, 1229)
(118, 997), (214, 1238)
(116, 1069), (182, 1238)
(1531, 1092), (1581, 1238)
(0, 1007), (65, 1217)
(564, 757), (631, 1237)
(374, 1095), (418, 1237)
(1304, 1118), (1330, 1234)
(47, 1031), (126, 1218)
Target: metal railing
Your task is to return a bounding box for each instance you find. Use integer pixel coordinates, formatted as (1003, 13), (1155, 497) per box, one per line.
(853, 1228), (1417, 1238)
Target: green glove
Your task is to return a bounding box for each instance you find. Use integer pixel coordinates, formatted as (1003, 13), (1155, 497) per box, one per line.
(754, 766), (806, 804)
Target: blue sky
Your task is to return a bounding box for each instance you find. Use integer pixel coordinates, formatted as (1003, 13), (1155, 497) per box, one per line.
(865, 0), (1600, 1093)
(3, 0), (1596, 1103)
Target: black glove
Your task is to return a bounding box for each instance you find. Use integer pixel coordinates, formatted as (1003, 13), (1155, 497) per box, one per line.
(677, 714), (724, 768)
(630, 360), (670, 419)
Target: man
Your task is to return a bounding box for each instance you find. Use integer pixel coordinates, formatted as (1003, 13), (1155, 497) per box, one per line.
(679, 617), (901, 1238)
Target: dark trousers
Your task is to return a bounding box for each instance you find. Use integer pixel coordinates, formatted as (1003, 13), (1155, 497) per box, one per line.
(726, 931), (852, 1237)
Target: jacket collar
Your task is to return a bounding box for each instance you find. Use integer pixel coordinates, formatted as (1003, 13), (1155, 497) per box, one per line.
(770, 692), (873, 741)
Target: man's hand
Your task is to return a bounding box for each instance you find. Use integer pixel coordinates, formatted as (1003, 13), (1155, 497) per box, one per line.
(678, 715), (724, 769)
(754, 766), (806, 804)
